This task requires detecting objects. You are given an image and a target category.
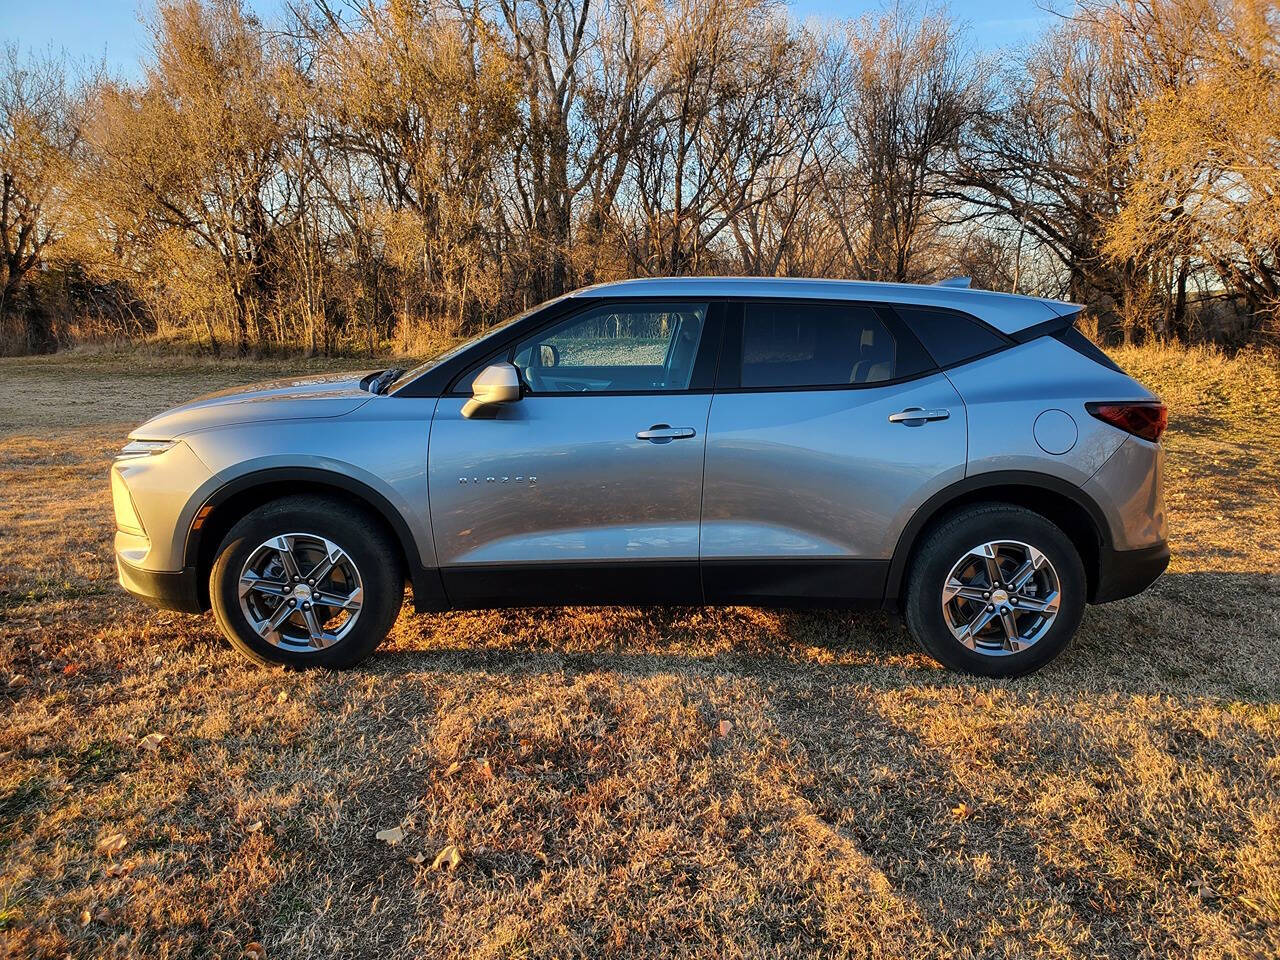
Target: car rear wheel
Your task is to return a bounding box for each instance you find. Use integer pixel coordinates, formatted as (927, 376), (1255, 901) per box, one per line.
(209, 496), (403, 668)
(904, 503), (1086, 677)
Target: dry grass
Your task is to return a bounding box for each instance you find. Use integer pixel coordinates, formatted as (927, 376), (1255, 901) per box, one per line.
(0, 343), (1277, 959)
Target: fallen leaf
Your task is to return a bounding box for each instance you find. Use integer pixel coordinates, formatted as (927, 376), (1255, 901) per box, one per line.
(431, 844), (462, 871)
(950, 803), (972, 820)
(96, 833), (128, 857)
(407, 852), (425, 866)
(80, 907), (92, 926)
(62, 663), (82, 676)
(94, 907), (112, 923)
(443, 760), (462, 778)
(276, 690), (288, 704)
(375, 826), (406, 845)
(138, 733), (167, 752)
(7, 675), (27, 689)
(243, 942), (266, 960)
(246, 821), (264, 834)
(106, 862), (134, 878)
(717, 719), (732, 737)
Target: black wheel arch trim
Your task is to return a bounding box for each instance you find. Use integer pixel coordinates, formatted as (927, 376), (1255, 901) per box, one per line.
(883, 470), (1114, 609)
(183, 467), (446, 612)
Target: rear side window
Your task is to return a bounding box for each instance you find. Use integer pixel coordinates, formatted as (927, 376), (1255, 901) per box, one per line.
(895, 306), (1008, 367)
(1053, 325), (1125, 373)
(739, 302), (932, 388)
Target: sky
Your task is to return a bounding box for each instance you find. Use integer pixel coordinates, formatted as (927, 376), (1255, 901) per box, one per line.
(2, 0), (1059, 78)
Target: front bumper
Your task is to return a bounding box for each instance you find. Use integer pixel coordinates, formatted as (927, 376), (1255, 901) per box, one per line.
(1092, 540), (1170, 603)
(116, 554), (206, 614)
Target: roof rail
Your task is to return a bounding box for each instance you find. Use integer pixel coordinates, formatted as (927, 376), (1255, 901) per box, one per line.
(932, 276), (972, 288)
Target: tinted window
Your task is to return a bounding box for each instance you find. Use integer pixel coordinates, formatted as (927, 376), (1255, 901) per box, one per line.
(739, 302), (929, 388)
(895, 306), (1007, 367)
(1054, 325), (1125, 373)
(512, 302), (708, 393)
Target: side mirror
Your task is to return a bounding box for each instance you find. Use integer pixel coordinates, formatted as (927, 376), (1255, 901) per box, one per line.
(538, 343), (559, 368)
(461, 362), (522, 419)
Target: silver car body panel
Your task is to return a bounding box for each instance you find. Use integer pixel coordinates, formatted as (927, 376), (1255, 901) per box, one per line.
(1083, 437), (1168, 551)
(945, 336), (1155, 486)
(132, 372), (376, 437)
(701, 372), (966, 560)
(428, 393), (711, 565)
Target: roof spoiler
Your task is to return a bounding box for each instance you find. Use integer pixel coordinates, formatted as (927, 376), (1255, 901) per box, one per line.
(932, 276), (972, 288)
(1010, 302), (1087, 343)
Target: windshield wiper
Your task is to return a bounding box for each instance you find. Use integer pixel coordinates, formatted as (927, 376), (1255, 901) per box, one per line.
(368, 367), (405, 395)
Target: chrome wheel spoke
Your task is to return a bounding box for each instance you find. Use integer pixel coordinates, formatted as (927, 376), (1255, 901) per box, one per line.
(258, 601), (295, 640)
(239, 571), (290, 600)
(957, 605), (998, 649)
(271, 536), (304, 580)
(1013, 590), (1059, 615)
(305, 540), (348, 587)
(313, 584), (362, 612)
(979, 543), (1003, 587)
(943, 578), (988, 603)
(300, 606), (327, 648)
(998, 607), (1021, 651)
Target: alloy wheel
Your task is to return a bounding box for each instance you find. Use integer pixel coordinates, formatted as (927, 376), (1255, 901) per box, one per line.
(940, 539), (1062, 656)
(237, 533), (364, 652)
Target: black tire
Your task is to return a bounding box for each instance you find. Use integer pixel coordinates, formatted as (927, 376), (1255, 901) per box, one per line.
(209, 495), (404, 668)
(903, 503), (1086, 678)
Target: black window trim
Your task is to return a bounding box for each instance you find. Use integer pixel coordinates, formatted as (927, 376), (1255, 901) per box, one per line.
(715, 296), (942, 394)
(444, 297), (728, 398)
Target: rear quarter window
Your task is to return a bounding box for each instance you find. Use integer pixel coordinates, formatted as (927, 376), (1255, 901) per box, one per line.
(894, 306), (1009, 368)
(1053, 325), (1126, 373)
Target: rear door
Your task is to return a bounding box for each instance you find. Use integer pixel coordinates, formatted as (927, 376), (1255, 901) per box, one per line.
(700, 299), (966, 605)
(427, 299), (721, 606)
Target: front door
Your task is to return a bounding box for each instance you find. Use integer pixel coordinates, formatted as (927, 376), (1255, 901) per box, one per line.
(427, 300), (719, 606)
(700, 299), (967, 605)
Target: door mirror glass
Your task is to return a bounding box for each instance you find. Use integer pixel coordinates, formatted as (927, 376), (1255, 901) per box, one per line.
(461, 362), (522, 418)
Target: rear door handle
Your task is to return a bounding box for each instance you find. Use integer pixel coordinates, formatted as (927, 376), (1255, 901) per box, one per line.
(636, 424), (696, 443)
(888, 407), (950, 424)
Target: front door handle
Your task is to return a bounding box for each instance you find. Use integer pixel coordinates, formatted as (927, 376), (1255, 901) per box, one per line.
(888, 407), (950, 425)
(636, 424), (696, 443)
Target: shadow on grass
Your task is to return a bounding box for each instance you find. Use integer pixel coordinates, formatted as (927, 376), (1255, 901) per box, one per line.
(371, 571), (1279, 703)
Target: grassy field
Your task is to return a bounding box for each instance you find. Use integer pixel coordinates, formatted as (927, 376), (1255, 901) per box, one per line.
(0, 343), (1277, 959)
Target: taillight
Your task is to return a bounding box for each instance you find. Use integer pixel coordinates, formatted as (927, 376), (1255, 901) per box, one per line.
(1086, 401), (1168, 442)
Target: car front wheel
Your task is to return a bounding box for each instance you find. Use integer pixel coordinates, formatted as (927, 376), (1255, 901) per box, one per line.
(904, 503), (1086, 677)
(209, 495), (404, 668)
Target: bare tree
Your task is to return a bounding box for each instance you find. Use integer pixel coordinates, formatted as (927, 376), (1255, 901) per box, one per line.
(0, 45), (82, 352)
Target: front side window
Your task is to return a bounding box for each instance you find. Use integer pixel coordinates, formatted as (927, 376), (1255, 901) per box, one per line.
(512, 302), (708, 393)
(739, 301), (930, 388)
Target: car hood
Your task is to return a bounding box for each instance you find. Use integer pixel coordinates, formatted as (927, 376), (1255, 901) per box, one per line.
(131, 371), (378, 439)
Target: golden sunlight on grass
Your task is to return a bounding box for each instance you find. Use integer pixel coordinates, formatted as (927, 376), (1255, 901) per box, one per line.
(0, 344), (1277, 958)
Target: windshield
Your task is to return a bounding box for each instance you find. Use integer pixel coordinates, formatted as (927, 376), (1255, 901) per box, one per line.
(387, 294), (571, 394)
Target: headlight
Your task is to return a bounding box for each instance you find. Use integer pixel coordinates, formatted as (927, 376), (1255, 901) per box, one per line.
(117, 439), (178, 460)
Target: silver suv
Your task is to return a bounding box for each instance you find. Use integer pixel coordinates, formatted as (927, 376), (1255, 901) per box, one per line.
(112, 278), (1168, 676)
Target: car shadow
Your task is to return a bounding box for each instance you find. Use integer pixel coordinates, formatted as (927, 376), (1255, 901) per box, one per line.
(378, 571), (1279, 703)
